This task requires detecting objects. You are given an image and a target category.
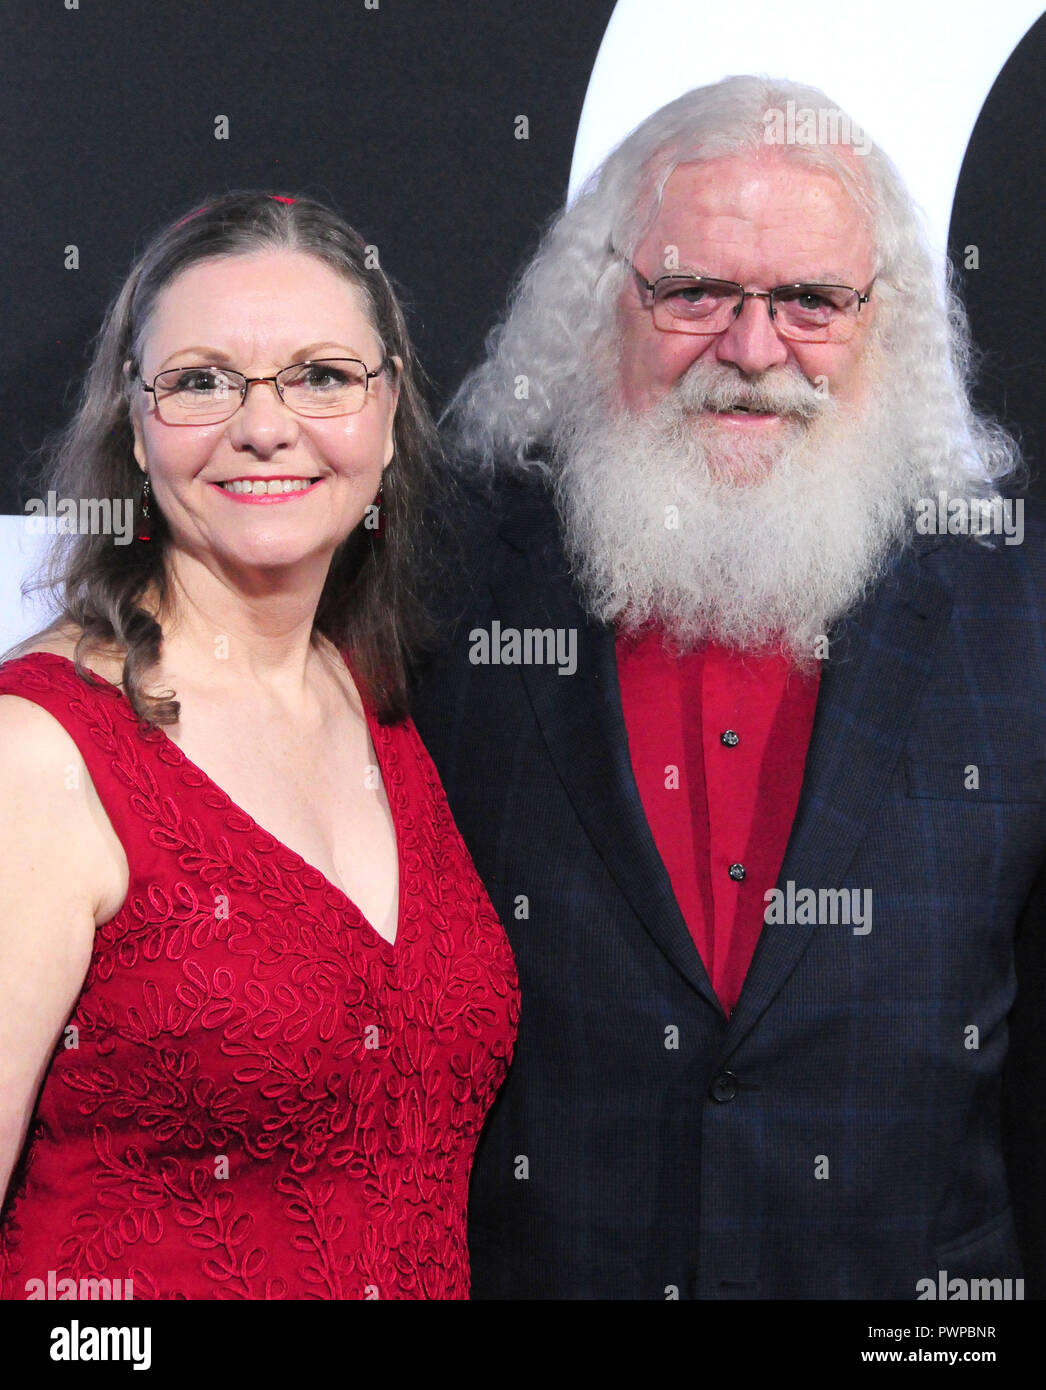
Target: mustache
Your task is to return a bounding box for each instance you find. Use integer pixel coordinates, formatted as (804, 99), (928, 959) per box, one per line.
(669, 361), (832, 422)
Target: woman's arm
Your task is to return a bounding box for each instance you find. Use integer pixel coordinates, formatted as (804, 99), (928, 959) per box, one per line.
(0, 697), (116, 1209)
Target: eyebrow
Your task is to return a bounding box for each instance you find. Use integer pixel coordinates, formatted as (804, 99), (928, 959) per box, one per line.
(673, 270), (859, 286)
(775, 273), (858, 286)
(156, 342), (369, 370)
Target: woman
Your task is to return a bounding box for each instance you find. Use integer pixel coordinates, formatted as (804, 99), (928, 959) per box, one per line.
(0, 191), (518, 1300)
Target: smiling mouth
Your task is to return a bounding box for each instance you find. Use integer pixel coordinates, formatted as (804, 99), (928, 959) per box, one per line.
(216, 477), (321, 495)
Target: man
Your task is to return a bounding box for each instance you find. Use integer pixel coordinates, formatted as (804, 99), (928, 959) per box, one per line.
(411, 75), (1045, 1299)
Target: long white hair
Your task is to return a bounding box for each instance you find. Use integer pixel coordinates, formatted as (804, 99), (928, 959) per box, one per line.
(446, 73), (1019, 502)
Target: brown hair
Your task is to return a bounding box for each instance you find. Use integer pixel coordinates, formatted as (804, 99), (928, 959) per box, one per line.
(14, 190), (449, 724)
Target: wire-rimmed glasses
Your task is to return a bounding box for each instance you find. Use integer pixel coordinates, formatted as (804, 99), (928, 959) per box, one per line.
(135, 357), (389, 424)
(613, 249), (873, 345)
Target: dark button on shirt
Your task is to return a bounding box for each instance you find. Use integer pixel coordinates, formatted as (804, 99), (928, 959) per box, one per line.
(615, 632), (821, 1015)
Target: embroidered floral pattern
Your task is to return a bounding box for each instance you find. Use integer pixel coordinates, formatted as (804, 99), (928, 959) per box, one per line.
(0, 654), (518, 1300)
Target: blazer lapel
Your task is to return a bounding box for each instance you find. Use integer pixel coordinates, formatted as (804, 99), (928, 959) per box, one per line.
(724, 539), (954, 1050)
(490, 497), (724, 1014)
(491, 482), (953, 1037)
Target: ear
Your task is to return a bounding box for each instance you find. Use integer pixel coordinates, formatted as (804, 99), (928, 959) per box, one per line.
(123, 360), (147, 472)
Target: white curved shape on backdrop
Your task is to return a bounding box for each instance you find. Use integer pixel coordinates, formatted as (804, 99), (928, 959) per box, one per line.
(2, 5), (1042, 653)
(569, 0), (1043, 266)
(0, 519), (54, 657)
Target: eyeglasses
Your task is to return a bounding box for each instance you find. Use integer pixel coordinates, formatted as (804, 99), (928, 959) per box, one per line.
(613, 249), (872, 345)
(134, 356), (389, 425)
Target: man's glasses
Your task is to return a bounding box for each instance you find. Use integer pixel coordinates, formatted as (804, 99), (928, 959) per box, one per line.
(615, 250), (872, 345)
(134, 357), (389, 425)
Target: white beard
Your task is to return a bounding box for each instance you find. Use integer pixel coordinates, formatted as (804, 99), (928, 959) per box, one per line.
(552, 348), (932, 668)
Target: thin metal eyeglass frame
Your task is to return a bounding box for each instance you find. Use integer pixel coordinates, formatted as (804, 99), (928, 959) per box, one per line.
(135, 356), (389, 423)
(610, 246), (873, 338)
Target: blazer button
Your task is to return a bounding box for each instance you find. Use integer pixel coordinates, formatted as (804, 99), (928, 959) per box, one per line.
(709, 1070), (739, 1103)
(728, 863), (746, 882)
(720, 730), (740, 747)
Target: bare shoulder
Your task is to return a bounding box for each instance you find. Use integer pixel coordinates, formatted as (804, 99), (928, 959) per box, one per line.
(0, 691), (93, 864)
(0, 689), (92, 792)
(0, 628), (125, 821)
(0, 688), (129, 925)
(12, 619), (81, 657)
(9, 622), (127, 685)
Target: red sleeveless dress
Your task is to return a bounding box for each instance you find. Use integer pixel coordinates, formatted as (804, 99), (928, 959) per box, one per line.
(0, 652), (518, 1300)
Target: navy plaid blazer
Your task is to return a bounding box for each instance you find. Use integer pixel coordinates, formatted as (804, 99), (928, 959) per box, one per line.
(410, 472), (1046, 1300)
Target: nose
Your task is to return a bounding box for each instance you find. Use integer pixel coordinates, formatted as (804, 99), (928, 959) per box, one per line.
(227, 377), (299, 453)
(714, 293), (790, 376)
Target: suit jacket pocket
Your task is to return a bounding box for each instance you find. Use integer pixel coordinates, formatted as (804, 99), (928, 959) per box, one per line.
(906, 759), (1046, 803)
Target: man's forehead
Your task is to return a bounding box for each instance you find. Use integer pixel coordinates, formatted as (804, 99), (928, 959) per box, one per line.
(657, 153), (861, 207)
(642, 154), (873, 270)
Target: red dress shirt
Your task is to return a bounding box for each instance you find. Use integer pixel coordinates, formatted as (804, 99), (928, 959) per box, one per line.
(616, 628), (821, 1015)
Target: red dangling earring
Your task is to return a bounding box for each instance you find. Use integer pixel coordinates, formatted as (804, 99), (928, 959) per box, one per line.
(137, 474), (154, 542)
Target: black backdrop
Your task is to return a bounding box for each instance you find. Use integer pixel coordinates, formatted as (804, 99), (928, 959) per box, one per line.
(951, 9), (1046, 496)
(3, 0), (1044, 512)
(1, 0), (614, 508)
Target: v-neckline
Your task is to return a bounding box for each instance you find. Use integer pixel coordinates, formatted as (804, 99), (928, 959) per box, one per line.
(33, 650), (405, 955)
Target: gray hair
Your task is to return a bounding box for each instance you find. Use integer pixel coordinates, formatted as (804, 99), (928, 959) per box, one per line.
(446, 74), (1020, 499)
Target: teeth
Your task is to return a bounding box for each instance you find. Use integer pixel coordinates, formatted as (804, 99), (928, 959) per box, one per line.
(220, 478), (317, 495)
